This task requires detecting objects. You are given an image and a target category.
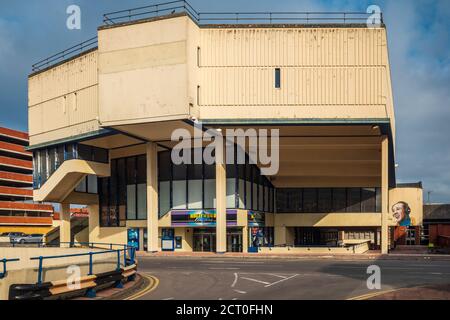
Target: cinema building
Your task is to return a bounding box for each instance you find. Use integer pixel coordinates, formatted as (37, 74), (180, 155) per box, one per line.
(27, 3), (423, 254)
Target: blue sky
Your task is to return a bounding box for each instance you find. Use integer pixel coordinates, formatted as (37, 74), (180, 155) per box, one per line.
(0, 0), (449, 203)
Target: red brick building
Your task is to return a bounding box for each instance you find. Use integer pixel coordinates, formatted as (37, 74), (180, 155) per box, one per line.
(423, 204), (450, 247)
(0, 127), (55, 235)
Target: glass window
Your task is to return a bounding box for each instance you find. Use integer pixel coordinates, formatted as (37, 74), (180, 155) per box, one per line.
(275, 68), (281, 88)
(375, 187), (382, 213)
(226, 178), (236, 208)
(188, 151), (203, 209)
(100, 178), (109, 227)
(92, 147), (108, 163)
(117, 159), (126, 221)
(56, 145), (64, 168)
(303, 189), (318, 213)
(158, 151), (171, 216)
(361, 188), (376, 212)
(173, 156), (187, 209)
(137, 183), (147, 219)
(109, 160), (118, 226)
(204, 162), (216, 209)
(332, 188), (347, 212)
(127, 184), (137, 220)
(159, 181), (171, 216)
(87, 174), (98, 194)
(77, 144), (92, 161)
(318, 188), (332, 213)
(276, 189), (288, 213)
(75, 177), (87, 193)
(136, 155), (146, 184)
(347, 188), (361, 212)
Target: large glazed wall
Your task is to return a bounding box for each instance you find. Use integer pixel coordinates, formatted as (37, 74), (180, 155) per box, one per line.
(98, 15), (192, 126)
(28, 51), (99, 146)
(198, 27), (395, 127)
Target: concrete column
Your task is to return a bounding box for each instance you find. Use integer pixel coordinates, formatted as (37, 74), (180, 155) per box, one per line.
(60, 203), (71, 246)
(87, 204), (99, 244)
(215, 145), (227, 253)
(242, 226), (248, 253)
(146, 142), (159, 252)
(381, 136), (389, 254)
(274, 226), (287, 246)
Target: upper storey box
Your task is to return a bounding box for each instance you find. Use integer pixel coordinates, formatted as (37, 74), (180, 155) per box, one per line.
(28, 5), (395, 147)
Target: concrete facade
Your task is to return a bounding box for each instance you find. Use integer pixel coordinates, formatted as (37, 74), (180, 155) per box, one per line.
(27, 9), (423, 254)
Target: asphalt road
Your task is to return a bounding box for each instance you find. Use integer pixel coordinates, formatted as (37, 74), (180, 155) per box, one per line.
(136, 256), (450, 300)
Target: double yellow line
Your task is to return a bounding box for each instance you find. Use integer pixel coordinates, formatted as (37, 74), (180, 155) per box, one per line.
(347, 289), (398, 300)
(124, 273), (160, 300)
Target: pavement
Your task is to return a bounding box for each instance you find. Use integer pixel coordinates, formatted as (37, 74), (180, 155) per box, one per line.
(132, 254), (450, 300)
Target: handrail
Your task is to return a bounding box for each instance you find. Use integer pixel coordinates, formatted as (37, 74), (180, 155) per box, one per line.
(0, 258), (20, 279)
(103, 0), (381, 26)
(25, 242), (136, 284)
(32, 0), (383, 73)
(31, 37), (98, 73)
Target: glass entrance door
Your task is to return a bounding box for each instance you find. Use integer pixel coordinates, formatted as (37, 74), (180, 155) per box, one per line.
(193, 229), (216, 252)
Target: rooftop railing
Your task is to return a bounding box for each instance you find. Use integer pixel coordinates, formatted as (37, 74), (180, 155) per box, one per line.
(32, 0), (382, 73)
(103, 0), (381, 26)
(31, 36), (98, 73)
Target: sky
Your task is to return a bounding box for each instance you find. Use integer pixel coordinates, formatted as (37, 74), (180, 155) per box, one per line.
(0, 0), (449, 203)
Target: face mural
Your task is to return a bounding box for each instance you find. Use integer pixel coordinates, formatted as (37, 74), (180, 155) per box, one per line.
(391, 201), (413, 226)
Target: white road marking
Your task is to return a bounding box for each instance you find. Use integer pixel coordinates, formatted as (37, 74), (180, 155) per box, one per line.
(163, 297), (174, 300)
(208, 267), (240, 270)
(266, 274), (289, 279)
(233, 289), (247, 294)
(241, 277), (271, 285)
(231, 273), (238, 288)
(264, 274), (298, 288)
(232, 298), (238, 300)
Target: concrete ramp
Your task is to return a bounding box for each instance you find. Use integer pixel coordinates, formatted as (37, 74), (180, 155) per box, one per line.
(33, 160), (110, 203)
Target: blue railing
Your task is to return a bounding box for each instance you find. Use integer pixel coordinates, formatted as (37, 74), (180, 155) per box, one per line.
(0, 258), (20, 279)
(26, 242), (136, 284)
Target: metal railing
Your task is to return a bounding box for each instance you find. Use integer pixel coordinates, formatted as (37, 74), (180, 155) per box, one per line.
(103, 0), (381, 26)
(28, 242), (136, 284)
(0, 258), (20, 279)
(32, 1), (383, 74)
(31, 36), (98, 72)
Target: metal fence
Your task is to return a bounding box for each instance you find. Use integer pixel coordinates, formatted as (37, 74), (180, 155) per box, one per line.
(31, 0), (382, 73)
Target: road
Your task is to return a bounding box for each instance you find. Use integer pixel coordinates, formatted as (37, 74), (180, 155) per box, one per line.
(136, 256), (450, 300)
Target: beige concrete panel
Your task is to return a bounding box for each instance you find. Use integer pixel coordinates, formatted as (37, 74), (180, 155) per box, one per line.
(110, 144), (146, 159)
(199, 67), (386, 107)
(98, 16), (189, 52)
(99, 41), (187, 74)
(81, 134), (143, 150)
(99, 64), (189, 125)
(274, 213), (382, 227)
(29, 120), (100, 147)
(60, 203), (71, 245)
(216, 149), (227, 253)
(200, 28), (387, 67)
(199, 105), (388, 120)
(64, 191), (99, 205)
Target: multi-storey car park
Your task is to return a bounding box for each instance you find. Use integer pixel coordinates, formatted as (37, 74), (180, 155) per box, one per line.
(0, 127), (55, 235)
(27, 1), (424, 254)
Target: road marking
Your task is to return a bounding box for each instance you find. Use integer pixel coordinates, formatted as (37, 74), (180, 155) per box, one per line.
(124, 273), (159, 300)
(241, 277), (271, 285)
(347, 289), (397, 300)
(232, 298), (238, 300)
(266, 273), (289, 279)
(163, 297), (174, 300)
(264, 274), (298, 287)
(231, 273), (238, 288)
(233, 289), (247, 294)
(208, 267), (240, 270)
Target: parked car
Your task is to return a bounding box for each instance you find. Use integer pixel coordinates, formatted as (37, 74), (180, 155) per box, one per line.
(11, 234), (44, 244)
(1, 232), (26, 238)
